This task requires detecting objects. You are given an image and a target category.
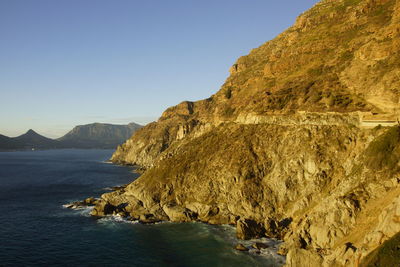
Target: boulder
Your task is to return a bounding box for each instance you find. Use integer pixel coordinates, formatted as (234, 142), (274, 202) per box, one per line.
(234, 243), (249, 252)
(139, 214), (162, 224)
(252, 249), (261, 254)
(252, 242), (269, 249)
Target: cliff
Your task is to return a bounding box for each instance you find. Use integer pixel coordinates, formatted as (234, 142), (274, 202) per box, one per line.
(93, 0), (400, 265)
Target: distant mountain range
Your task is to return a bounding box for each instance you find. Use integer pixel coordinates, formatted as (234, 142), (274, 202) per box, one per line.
(0, 122), (142, 151)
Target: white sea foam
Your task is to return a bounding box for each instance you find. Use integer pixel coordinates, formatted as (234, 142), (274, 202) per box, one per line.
(62, 204), (93, 211)
(102, 187), (113, 191)
(76, 206), (94, 217)
(58, 205), (94, 217)
(97, 215), (139, 225)
(152, 221), (170, 225)
(213, 226), (285, 265)
(102, 183), (128, 191)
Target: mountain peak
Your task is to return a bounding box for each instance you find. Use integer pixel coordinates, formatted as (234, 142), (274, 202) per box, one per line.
(8, 128), (55, 149)
(17, 129), (50, 140)
(26, 129), (37, 135)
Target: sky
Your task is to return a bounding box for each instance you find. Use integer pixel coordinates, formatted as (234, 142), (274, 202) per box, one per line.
(0, 0), (319, 138)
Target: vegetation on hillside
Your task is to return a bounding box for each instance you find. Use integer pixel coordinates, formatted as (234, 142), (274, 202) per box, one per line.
(364, 126), (400, 171)
(361, 231), (400, 267)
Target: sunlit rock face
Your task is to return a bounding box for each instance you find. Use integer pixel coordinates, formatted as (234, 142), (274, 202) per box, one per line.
(96, 0), (400, 265)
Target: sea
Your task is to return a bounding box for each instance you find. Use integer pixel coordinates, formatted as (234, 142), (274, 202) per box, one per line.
(0, 149), (284, 266)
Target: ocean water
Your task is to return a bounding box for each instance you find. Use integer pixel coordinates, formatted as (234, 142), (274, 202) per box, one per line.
(0, 149), (284, 266)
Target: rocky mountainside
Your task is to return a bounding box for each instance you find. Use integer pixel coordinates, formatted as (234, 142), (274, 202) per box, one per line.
(92, 0), (400, 266)
(58, 122), (142, 149)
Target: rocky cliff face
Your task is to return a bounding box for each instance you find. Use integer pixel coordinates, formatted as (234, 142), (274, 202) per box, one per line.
(96, 0), (400, 265)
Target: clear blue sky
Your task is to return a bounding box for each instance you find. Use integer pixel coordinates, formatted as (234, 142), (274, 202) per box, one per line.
(0, 0), (319, 138)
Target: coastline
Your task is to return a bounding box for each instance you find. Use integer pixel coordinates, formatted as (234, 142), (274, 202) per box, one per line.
(64, 162), (286, 266)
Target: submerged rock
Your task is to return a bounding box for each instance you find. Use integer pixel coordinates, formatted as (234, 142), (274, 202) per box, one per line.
(64, 204), (74, 209)
(234, 243), (249, 252)
(252, 242), (269, 250)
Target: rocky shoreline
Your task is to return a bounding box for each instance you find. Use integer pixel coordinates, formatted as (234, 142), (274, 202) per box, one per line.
(64, 194), (286, 265)
(88, 176), (293, 242)
(66, 189), (287, 243)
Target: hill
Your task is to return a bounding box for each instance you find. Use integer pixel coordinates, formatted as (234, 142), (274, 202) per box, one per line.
(0, 130), (58, 150)
(0, 134), (21, 150)
(91, 0), (400, 266)
(14, 129), (58, 149)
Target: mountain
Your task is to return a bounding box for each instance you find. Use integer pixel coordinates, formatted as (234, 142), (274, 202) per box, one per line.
(90, 0), (400, 266)
(58, 122), (142, 149)
(0, 129), (58, 150)
(0, 134), (21, 150)
(0, 123), (142, 151)
(14, 129), (58, 149)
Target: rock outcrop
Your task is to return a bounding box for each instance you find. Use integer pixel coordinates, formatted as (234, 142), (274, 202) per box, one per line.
(93, 0), (400, 265)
